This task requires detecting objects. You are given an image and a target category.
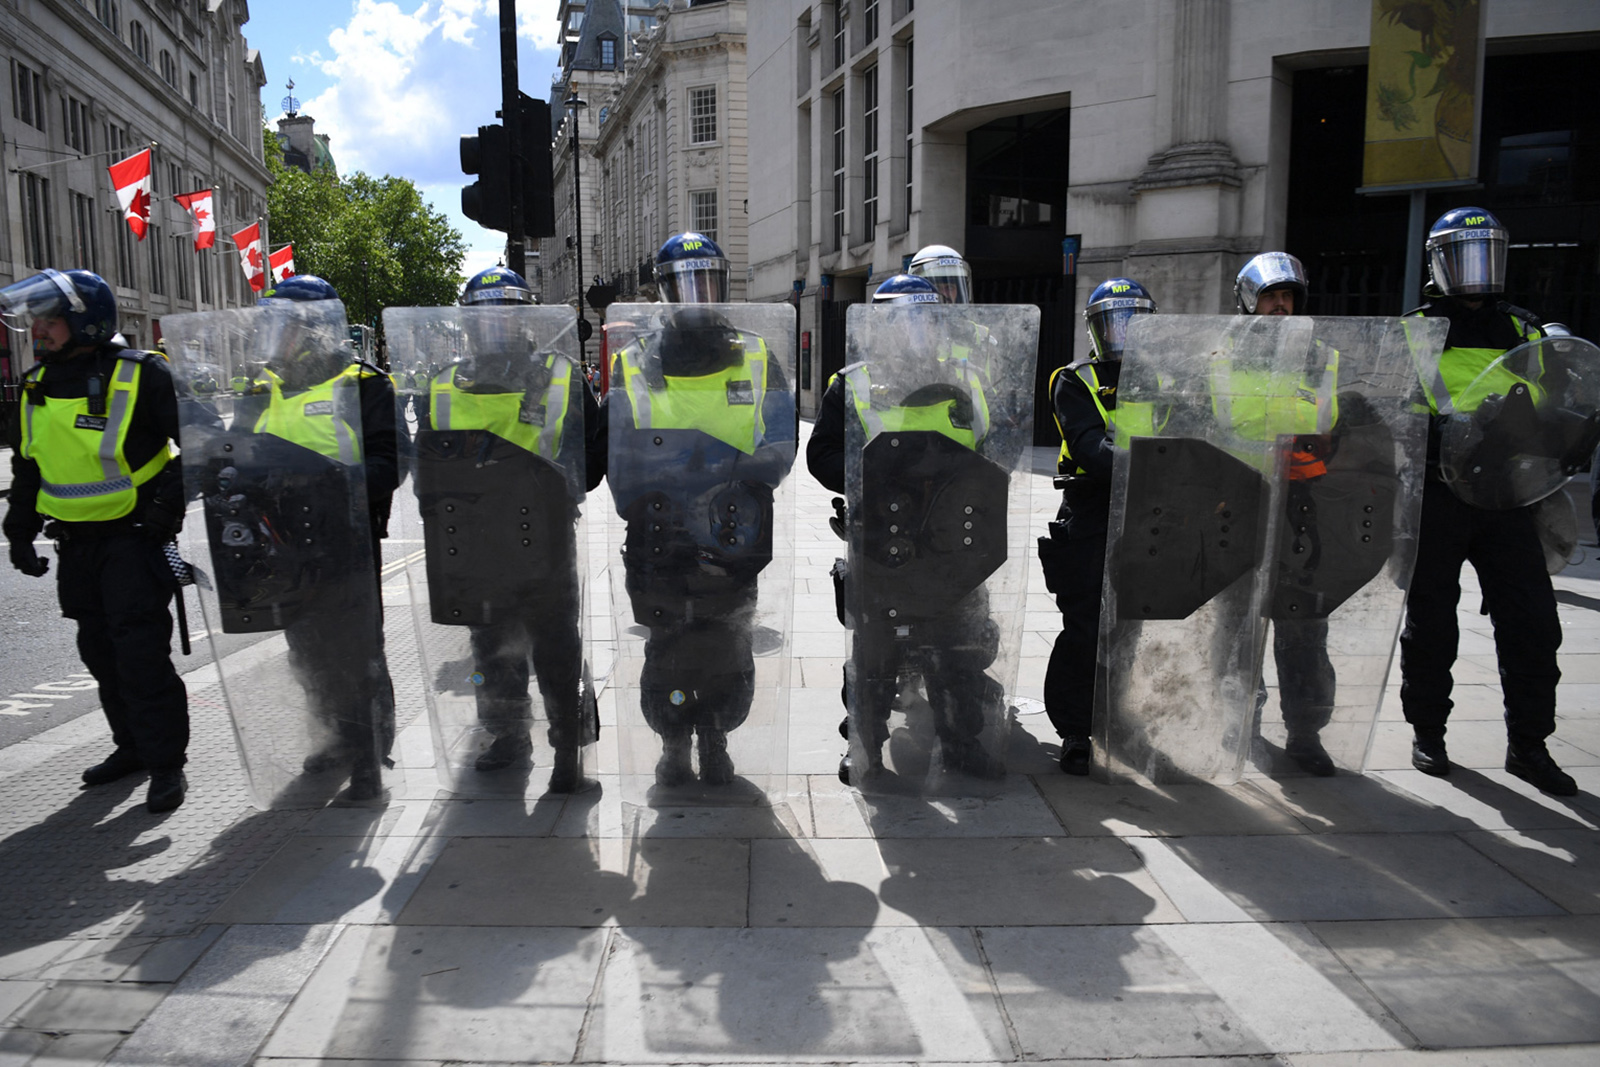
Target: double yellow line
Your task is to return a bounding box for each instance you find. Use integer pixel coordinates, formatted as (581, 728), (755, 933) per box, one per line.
(381, 548), (425, 580)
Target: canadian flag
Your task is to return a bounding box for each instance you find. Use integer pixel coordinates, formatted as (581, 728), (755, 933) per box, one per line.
(232, 222), (266, 292)
(107, 148), (153, 241)
(269, 245), (296, 285)
(174, 189), (216, 249)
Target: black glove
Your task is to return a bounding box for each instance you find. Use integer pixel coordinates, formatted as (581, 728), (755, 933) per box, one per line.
(137, 498), (185, 541)
(9, 539), (49, 577)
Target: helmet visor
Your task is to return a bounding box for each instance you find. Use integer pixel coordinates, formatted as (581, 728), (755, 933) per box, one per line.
(1086, 298), (1154, 360)
(0, 270), (83, 336)
(658, 257), (729, 304)
(462, 280), (534, 306)
(461, 306), (530, 356)
(1428, 228), (1507, 296)
(259, 302), (351, 386)
(910, 256), (972, 304)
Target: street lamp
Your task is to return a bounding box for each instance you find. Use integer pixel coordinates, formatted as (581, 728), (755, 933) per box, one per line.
(565, 92), (589, 365)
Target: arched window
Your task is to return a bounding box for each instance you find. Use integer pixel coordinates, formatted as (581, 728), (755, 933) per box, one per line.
(160, 50), (178, 87)
(131, 22), (150, 65)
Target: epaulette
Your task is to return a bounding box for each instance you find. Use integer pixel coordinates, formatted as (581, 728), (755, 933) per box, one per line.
(354, 359), (389, 379)
(1497, 301), (1545, 337)
(112, 347), (163, 366)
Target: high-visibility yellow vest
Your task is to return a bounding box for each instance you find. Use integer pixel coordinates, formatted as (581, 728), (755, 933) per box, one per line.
(840, 359), (992, 451)
(428, 355), (574, 458)
(19, 355), (171, 522)
(616, 333), (769, 455)
(1051, 362), (1163, 472)
(252, 363), (364, 463)
(1410, 312), (1544, 415)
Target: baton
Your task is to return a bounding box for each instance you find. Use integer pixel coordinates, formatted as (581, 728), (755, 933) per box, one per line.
(162, 540), (195, 655)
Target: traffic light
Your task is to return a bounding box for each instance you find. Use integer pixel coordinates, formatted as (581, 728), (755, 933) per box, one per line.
(516, 93), (555, 239)
(460, 124), (510, 232)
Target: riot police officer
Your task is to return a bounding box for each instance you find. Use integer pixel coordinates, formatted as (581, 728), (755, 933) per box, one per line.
(1, 269), (190, 813)
(907, 244), (973, 306)
(605, 233), (796, 787)
(236, 275), (399, 799)
(417, 267), (603, 791)
(1401, 207), (1578, 795)
(1037, 277), (1157, 775)
(808, 273), (1009, 782)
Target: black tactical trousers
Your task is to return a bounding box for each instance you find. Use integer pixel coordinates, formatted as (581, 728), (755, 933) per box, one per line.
(284, 553), (395, 765)
(1039, 527), (1106, 740)
(57, 531), (189, 769)
(1270, 619), (1335, 736)
(1400, 477), (1561, 744)
(469, 579), (585, 750)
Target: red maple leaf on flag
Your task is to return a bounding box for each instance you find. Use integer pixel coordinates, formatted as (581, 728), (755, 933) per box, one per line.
(193, 206), (209, 224)
(129, 188), (150, 221)
(246, 246), (263, 270)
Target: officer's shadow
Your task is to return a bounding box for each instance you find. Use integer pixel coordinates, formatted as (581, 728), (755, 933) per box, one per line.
(619, 797), (883, 1058)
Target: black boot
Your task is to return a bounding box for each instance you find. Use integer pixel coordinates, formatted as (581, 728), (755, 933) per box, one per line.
(547, 746), (581, 794)
(345, 759), (382, 801)
(655, 734), (693, 788)
(1506, 742), (1578, 796)
(1411, 731), (1450, 776)
(697, 728), (735, 785)
(1286, 734), (1336, 777)
(1059, 736), (1092, 777)
(146, 769), (187, 814)
(83, 748), (143, 786)
(475, 733), (533, 772)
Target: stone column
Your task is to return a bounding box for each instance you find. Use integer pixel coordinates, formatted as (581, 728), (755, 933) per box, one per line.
(1135, 0), (1239, 190)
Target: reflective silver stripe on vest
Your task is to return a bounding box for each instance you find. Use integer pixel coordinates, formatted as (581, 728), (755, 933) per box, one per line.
(434, 368), (456, 429)
(961, 363), (990, 442)
(538, 359), (567, 457)
(1211, 360), (1236, 427)
(842, 365), (884, 439)
(624, 339), (654, 427)
(98, 358), (141, 481)
(39, 474), (134, 498)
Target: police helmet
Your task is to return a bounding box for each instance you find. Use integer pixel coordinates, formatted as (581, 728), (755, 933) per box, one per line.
(0, 269), (118, 350)
(260, 274), (340, 304)
(1235, 252), (1308, 315)
(655, 232), (728, 304)
(908, 244), (973, 304)
(261, 298), (351, 388)
(1084, 278), (1157, 361)
(871, 274), (942, 305)
(461, 267), (534, 306)
(1426, 206), (1508, 297)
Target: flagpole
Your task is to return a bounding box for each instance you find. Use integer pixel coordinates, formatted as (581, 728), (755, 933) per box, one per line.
(258, 215), (268, 301)
(10, 139), (157, 174)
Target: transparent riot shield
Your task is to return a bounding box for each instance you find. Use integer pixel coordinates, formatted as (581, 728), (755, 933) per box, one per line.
(1439, 335), (1600, 510)
(383, 305), (597, 797)
(1098, 315), (1324, 784)
(605, 303), (797, 807)
(1251, 316), (1448, 775)
(838, 303), (1040, 794)
(163, 301), (396, 808)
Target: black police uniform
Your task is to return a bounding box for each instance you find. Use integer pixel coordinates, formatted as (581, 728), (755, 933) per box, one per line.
(3, 347), (189, 773)
(1400, 298), (1561, 751)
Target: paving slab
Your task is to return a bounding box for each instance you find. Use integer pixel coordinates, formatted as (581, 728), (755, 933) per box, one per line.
(260, 925), (606, 1063)
(206, 833), (447, 926)
(1164, 833), (1565, 922)
(1036, 775), (1308, 837)
(1311, 916), (1600, 1049)
(7, 981), (166, 1033)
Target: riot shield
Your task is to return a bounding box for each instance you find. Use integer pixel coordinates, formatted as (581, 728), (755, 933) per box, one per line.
(163, 301), (396, 809)
(383, 305), (597, 796)
(839, 303), (1040, 794)
(1438, 335), (1600, 510)
(1254, 317), (1448, 775)
(605, 303), (797, 807)
(1097, 315), (1319, 784)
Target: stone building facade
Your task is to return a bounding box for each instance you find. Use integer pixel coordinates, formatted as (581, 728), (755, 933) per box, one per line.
(747, 0), (1600, 420)
(540, 0), (749, 308)
(1, 0), (269, 379)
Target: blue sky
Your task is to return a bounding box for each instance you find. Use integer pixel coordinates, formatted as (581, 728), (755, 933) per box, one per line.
(243, 0), (565, 278)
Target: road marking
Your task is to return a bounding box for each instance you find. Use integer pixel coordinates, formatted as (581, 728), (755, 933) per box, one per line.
(381, 549), (424, 579)
(1, 671), (100, 715)
(11, 692), (74, 700)
(0, 699), (56, 715)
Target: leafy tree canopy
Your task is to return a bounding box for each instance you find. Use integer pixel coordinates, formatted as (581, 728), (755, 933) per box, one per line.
(263, 130), (466, 327)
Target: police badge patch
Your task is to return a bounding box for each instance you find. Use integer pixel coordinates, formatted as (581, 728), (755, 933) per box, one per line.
(726, 380), (754, 405)
(303, 400), (334, 416)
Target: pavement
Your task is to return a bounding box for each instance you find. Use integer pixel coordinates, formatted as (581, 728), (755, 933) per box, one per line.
(2, 424), (1600, 1066)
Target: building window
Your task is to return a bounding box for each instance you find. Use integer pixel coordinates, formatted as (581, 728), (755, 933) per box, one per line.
(864, 0), (878, 43)
(63, 96), (92, 152)
(106, 123), (136, 288)
(71, 192), (99, 272)
(863, 65), (879, 232)
(148, 223), (166, 295)
(96, 1), (120, 33)
(599, 35), (616, 68)
(691, 189), (718, 243)
(173, 234), (192, 302)
(689, 86), (717, 145)
(904, 38), (914, 221)
(832, 88), (846, 249)
(10, 61), (46, 132)
(131, 22), (151, 66)
(188, 72), (198, 106)
(20, 174), (54, 270)
(159, 50), (177, 87)
(834, 3), (849, 69)
(199, 244), (213, 305)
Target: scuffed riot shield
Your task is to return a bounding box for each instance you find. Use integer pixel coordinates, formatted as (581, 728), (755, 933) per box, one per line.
(1255, 317), (1447, 775)
(1439, 335), (1600, 510)
(605, 303), (797, 807)
(164, 302), (397, 809)
(1530, 489), (1579, 575)
(384, 305), (596, 796)
(839, 303), (1040, 793)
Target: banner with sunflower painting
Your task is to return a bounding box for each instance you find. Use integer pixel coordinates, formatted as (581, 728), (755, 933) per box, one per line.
(1362, 0), (1484, 189)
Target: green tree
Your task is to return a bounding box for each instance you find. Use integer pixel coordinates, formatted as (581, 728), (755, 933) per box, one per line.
(263, 131), (466, 327)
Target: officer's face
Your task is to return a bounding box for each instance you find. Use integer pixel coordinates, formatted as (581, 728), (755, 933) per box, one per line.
(32, 316), (72, 353)
(1255, 288), (1296, 316)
